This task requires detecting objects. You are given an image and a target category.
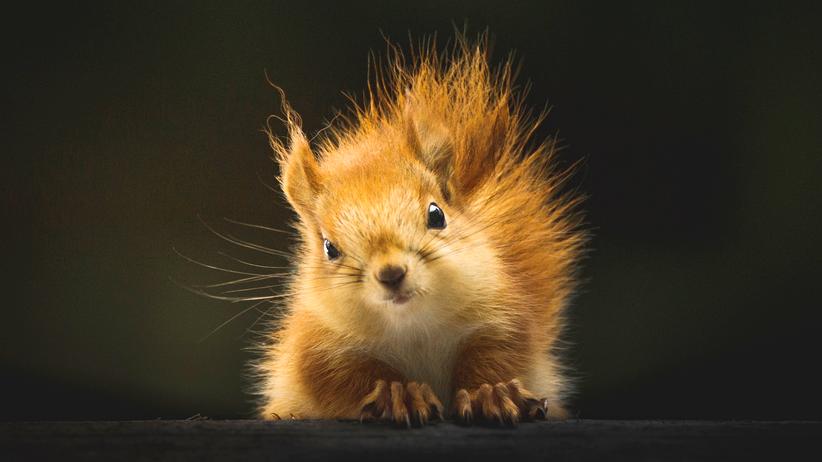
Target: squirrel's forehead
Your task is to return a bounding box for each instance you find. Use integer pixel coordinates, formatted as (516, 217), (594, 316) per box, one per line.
(320, 179), (425, 215)
(317, 171), (430, 234)
(320, 161), (430, 204)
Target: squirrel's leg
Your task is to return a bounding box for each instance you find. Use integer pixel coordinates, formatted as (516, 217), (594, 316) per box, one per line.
(259, 316), (445, 425)
(296, 342), (444, 426)
(450, 338), (565, 425)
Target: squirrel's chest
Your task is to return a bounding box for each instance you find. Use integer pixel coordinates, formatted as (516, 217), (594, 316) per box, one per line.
(371, 330), (465, 405)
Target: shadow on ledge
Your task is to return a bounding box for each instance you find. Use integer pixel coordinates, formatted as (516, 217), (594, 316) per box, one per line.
(2, 420), (820, 461)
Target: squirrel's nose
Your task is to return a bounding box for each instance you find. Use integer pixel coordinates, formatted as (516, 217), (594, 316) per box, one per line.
(376, 264), (406, 289)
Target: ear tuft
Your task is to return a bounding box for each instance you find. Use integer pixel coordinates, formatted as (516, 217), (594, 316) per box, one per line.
(403, 94), (454, 198)
(267, 105), (321, 220)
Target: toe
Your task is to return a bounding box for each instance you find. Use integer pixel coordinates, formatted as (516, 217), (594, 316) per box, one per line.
(389, 381), (411, 427)
(505, 379), (546, 421)
(477, 384), (504, 424)
(359, 379), (389, 421)
(405, 382), (430, 426)
(419, 383), (445, 421)
(454, 388), (473, 423)
(493, 382), (520, 425)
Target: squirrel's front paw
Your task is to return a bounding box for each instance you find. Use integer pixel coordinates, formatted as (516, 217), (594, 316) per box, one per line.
(453, 379), (548, 426)
(358, 380), (444, 427)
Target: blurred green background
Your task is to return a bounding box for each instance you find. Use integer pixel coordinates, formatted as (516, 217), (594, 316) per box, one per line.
(2, 1), (821, 420)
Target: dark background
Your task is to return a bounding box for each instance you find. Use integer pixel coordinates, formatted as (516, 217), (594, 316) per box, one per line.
(3, 1), (820, 421)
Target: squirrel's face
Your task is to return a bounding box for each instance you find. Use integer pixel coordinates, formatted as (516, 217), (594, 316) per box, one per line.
(316, 165), (448, 308)
(278, 123), (500, 335)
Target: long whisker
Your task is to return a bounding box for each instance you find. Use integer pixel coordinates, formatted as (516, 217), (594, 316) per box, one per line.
(173, 247), (269, 277)
(328, 260), (364, 272)
(256, 170), (280, 194)
(216, 251), (292, 270)
(198, 215), (291, 259)
(241, 302), (280, 338)
(309, 271), (364, 279)
(178, 215), (373, 341)
(192, 274), (284, 289)
(187, 285), (286, 302)
(221, 284), (287, 294)
(198, 300), (268, 343)
(218, 270), (361, 295)
(223, 217), (293, 235)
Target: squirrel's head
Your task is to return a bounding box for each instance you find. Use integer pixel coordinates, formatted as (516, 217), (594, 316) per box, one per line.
(274, 99), (501, 337)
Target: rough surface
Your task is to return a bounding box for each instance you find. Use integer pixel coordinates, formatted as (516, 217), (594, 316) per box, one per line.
(1, 419), (819, 461)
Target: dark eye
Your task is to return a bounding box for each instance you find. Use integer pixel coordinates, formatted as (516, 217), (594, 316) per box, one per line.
(427, 202), (446, 229)
(323, 239), (341, 260)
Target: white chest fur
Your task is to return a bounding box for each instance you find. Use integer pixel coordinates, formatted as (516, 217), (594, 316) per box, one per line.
(369, 320), (469, 406)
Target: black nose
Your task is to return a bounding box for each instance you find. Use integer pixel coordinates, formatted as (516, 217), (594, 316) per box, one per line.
(376, 264), (406, 289)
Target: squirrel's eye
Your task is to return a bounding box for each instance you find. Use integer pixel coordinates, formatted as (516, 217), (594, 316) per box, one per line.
(427, 202), (446, 229)
(323, 239), (341, 260)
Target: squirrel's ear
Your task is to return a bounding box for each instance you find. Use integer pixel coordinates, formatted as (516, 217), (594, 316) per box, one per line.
(274, 124), (321, 220)
(403, 94), (455, 199)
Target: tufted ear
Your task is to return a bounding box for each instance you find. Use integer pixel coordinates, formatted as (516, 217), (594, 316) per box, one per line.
(403, 94), (455, 200)
(272, 121), (321, 221)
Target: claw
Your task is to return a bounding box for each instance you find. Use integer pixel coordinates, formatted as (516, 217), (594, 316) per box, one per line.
(455, 380), (553, 425)
(419, 410), (429, 426)
(430, 404), (444, 421)
(359, 407), (376, 423)
(396, 412), (411, 428)
(461, 409), (473, 424)
(358, 380), (442, 427)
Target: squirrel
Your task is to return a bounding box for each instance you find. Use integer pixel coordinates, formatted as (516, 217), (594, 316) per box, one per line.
(255, 37), (585, 426)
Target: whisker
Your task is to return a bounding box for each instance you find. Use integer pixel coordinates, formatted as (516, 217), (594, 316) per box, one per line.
(198, 300), (268, 343)
(173, 247), (269, 276)
(192, 274), (284, 289)
(217, 251), (292, 270)
(223, 217), (293, 235)
(173, 277), (289, 302)
(241, 302), (280, 338)
(310, 271), (364, 279)
(198, 215), (291, 259)
(218, 271), (361, 295)
(256, 170), (280, 194)
(221, 284), (287, 294)
(329, 260), (364, 272)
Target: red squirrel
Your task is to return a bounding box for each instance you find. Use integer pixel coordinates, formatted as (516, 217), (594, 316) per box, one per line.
(256, 38), (585, 426)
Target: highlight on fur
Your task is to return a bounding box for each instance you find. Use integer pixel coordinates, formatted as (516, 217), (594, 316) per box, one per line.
(254, 34), (586, 425)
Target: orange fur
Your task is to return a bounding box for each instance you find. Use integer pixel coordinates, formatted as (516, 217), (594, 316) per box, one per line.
(256, 36), (585, 424)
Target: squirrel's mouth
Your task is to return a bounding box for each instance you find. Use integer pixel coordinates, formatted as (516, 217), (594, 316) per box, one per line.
(380, 284), (423, 306)
(383, 290), (415, 305)
(391, 294), (412, 305)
